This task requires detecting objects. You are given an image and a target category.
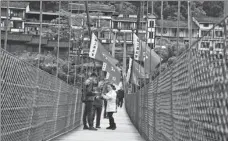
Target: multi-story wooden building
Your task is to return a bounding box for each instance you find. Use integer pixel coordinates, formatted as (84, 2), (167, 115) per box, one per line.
(112, 13), (156, 59)
(1, 2), (28, 33)
(69, 3), (115, 53)
(155, 19), (199, 46)
(193, 16), (223, 52)
(1, 2), (226, 58)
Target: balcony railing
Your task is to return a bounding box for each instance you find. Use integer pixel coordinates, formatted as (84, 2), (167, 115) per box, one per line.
(25, 19), (57, 24)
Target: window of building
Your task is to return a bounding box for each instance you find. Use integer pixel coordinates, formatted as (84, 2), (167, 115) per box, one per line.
(172, 28), (177, 33)
(139, 22), (146, 30)
(126, 33), (132, 41)
(12, 21), (22, 29)
(215, 43), (223, 49)
(148, 43), (154, 49)
(149, 32), (153, 38)
(157, 28), (167, 34)
(113, 22), (118, 29)
(100, 32), (105, 38)
(94, 31), (98, 37)
(201, 30), (212, 37)
(123, 14), (129, 18)
(201, 42), (210, 48)
(215, 31), (223, 37)
(180, 28), (185, 32)
(100, 32), (109, 39)
(163, 28), (167, 34)
(138, 33), (146, 40)
(122, 22), (130, 30)
(100, 19), (110, 28)
(217, 23), (223, 28)
(203, 23), (209, 27)
(1, 20), (5, 27)
(10, 9), (21, 17)
(149, 21), (154, 27)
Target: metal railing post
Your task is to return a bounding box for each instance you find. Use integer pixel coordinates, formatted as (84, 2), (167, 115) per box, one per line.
(27, 71), (39, 141)
(42, 79), (52, 140)
(54, 81), (62, 134)
(0, 1), (2, 140)
(170, 67), (174, 141)
(72, 88), (78, 127)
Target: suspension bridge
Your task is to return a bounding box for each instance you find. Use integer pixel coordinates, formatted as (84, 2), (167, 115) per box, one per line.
(1, 1), (228, 141)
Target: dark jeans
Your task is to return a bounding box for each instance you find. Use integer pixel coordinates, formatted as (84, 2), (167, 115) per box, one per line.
(107, 112), (115, 127)
(118, 98), (124, 108)
(83, 101), (94, 127)
(93, 106), (102, 127)
(103, 100), (107, 118)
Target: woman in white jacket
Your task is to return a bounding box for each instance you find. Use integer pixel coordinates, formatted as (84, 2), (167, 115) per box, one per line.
(101, 83), (117, 130)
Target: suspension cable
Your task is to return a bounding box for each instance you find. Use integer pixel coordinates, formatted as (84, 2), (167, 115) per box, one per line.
(4, 1), (9, 50)
(56, 0), (61, 80)
(0, 1), (2, 140)
(159, 1), (163, 75)
(37, 0), (43, 83)
(177, 1), (180, 51)
(67, 0), (72, 84)
(145, 1), (148, 81)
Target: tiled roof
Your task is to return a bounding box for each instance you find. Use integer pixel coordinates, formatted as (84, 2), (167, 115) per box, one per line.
(156, 19), (199, 29)
(194, 16), (222, 23)
(1, 2), (29, 9)
(1, 33), (32, 42)
(45, 41), (71, 48)
(69, 3), (115, 13)
(77, 62), (102, 67)
(113, 17), (146, 22)
(27, 36), (48, 45)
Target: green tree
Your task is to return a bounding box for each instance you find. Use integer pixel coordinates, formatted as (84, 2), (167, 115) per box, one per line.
(203, 1), (224, 17)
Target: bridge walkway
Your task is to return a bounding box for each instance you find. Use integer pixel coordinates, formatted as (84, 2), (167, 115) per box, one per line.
(54, 105), (145, 141)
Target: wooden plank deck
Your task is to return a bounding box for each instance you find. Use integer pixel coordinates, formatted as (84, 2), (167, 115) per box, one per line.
(54, 105), (145, 141)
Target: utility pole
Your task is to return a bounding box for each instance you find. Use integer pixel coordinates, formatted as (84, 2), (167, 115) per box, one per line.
(85, 1), (96, 72)
(4, 1), (9, 50)
(0, 1), (2, 140)
(225, 1), (228, 17)
(177, 1), (180, 51)
(85, 1), (91, 39)
(136, 1), (141, 36)
(188, 1), (192, 48)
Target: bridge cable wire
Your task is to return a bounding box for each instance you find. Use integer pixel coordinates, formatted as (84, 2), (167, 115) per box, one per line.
(3, 1), (9, 50)
(0, 1), (2, 141)
(67, 1), (73, 84)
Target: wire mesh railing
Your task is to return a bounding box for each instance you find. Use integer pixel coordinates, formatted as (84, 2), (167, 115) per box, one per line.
(126, 16), (228, 141)
(0, 48), (83, 141)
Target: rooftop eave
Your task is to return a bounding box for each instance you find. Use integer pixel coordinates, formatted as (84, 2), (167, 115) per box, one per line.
(26, 11), (59, 16)
(1, 7), (26, 10)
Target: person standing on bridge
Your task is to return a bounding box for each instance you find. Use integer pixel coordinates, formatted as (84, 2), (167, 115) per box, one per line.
(92, 77), (106, 128)
(82, 73), (98, 131)
(117, 89), (124, 108)
(101, 83), (117, 130)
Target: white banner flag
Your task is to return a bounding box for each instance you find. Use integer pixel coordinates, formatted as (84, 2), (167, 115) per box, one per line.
(133, 33), (140, 60)
(89, 33), (98, 59)
(106, 72), (110, 79)
(126, 57), (132, 83)
(102, 62), (107, 71)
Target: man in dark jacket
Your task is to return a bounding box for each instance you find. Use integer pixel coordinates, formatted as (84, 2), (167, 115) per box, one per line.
(117, 89), (124, 108)
(82, 73), (98, 131)
(92, 87), (103, 128)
